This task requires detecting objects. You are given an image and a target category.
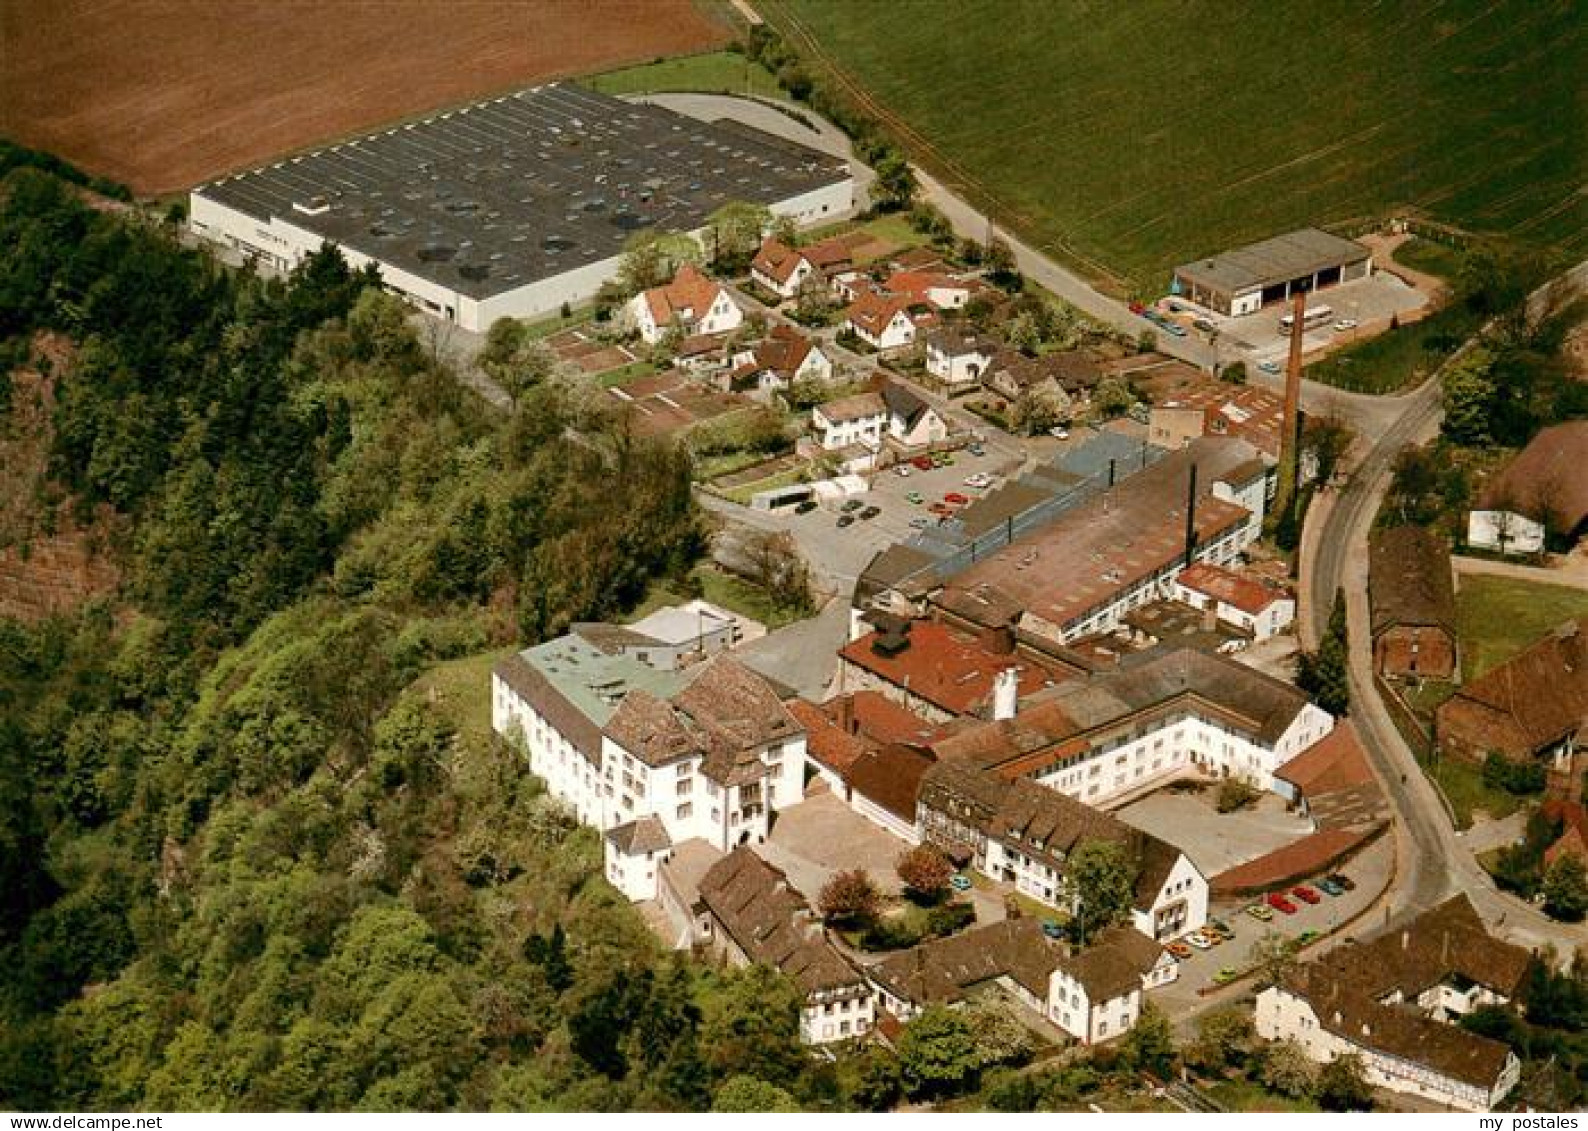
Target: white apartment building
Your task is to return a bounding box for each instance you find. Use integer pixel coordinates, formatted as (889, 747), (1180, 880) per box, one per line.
(812, 391), (888, 450)
(1047, 926), (1178, 1045)
(492, 634), (806, 902)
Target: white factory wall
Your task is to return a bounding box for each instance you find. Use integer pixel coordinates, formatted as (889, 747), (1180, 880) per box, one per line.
(192, 173), (853, 333)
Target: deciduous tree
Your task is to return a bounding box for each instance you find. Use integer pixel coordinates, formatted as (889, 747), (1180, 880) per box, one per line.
(818, 869), (881, 925)
(895, 844), (955, 903)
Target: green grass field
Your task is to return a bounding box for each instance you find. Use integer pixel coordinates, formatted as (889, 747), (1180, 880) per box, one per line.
(581, 50), (783, 99)
(1455, 574), (1588, 681)
(769, 0), (1585, 290)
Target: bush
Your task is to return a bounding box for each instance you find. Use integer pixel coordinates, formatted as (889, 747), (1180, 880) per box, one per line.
(924, 900), (975, 936)
(1482, 751), (1546, 795)
(1216, 778), (1260, 813)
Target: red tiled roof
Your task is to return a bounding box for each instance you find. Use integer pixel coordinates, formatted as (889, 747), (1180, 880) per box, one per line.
(844, 291), (913, 336)
(839, 621), (1070, 717)
(644, 263), (725, 326)
(1277, 721), (1376, 797)
(1210, 826), (1375, 895)
(847, 690), (938, 745)
(1436, 617), (1588, 759)
(1176, 562), (1289, 616)
(750, 237), (808, 286)
(843, 742), (936, 823)
(753, 324), (815, 376)
(788, 699), (869, 777)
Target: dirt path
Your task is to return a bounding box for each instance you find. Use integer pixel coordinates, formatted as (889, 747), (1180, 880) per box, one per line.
(1452, 551), (1588, 592)
(1358, 232), (1451, 305)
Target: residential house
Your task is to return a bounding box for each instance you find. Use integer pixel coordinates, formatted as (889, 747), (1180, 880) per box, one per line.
(1048, 926), (1177, 1044)
(627, 263), (743, 344)
(696, 847), (875, 1045)
(1542, 800), (1588, 868)
(981, 350), (1101, 412)
(812, 390), (888, 451)
(1434, 617), (1588, 801)
(1255, 895), (1529, 1112)
(1171, 562), (1295, 641)
(843, 291), (932, 353)
(1368, 527), (1459, 680)
(492, 641), (807, 901)
(1468, 421), (1588, 555)
(867, 917), (1065, 1021)
(881, 381), (949, 448)
(916, 759), (1208, 939)
(723, 325), (832, 396)
(749, 234), (855, 300)
(885, 269), (977, 311)
(923, 328), (998, 393)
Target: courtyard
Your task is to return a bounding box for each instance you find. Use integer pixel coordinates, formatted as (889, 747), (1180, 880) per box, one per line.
(1115, 785), (1312, 879)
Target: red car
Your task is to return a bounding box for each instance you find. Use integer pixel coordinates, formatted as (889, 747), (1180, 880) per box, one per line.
(1128, 301), (1146, 315)
(912, 456), (935, 471)
(928, 502), (955, 517)
(1292, 885), (1321, 905)
(1266, 892), (1298, 915)
(943, 492), (970, 505)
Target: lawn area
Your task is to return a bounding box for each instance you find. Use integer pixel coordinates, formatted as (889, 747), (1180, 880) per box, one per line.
(1303, 289), (1482, 393)
(1422, 754), (1524, 830)
(1455, 575), (1588, 681)
(410, 646), (515, 754)
(768, 0), (1584, 289)
(581, 49), (784, 99)
(596, 359), (657, 387)
(1391, 236), (1470, 282)
(1204, 1079), (1320, 1114)
(627, 563), (809, 631)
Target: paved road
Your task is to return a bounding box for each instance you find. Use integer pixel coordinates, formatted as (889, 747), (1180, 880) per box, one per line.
(1304, 260), (1588, 955)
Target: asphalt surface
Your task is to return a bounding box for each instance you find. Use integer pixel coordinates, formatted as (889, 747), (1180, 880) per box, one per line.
(1305, 260), (1588, 953)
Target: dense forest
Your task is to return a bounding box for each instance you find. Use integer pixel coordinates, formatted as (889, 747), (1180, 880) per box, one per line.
(0, 165), (860, 1111)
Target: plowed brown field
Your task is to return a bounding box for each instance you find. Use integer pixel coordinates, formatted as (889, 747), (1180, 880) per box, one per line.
(0, 0), (728, 195)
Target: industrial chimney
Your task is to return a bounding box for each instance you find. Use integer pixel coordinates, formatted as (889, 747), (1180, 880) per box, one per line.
(993, 667), (1019, 721)
(1276, 290), (1306, 517)
(1183, 462), (1199, 568)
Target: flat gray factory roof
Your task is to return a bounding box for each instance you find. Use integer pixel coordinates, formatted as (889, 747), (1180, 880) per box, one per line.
(1174, 228), (1370, 295)
(195, 83), (850, 300)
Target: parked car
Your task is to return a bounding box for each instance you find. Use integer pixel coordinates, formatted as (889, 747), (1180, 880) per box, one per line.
(943, 492), (970, 505)
(1128, 301), (1146, 315)
(1193, 317), (1216, 333)
(794, 500), (817, 515)
(928, 502), (955, 517)
(1049, 426), (1070, 440)
(949, 874), (972, 892)
(1167, 300), (1186, 313)
(908, 517), (932, 529)
(932, 451), (955, 467)
(1292, 885), (1321, 905)
(1333, 318), (1358, 331)
(906, 490), (925, 505)
(836, 514), (855, 528)
(1297, 929), (1320, 946)
(1267, 892), (1298, 915)
(1316, 877), (1344, 897)
(841, 499), (864, 513)
(963, 472), (992, 488)
(1212, 967), (1239, 986)
(1186, 932), (1213, 950)
(894, 464), (912, 477)
(912, 456), (934, 471)
(1167, 942), (1193, 960)
(1258, 360), (1281, 374)
(1161, 321), (1188, 337)
(967, 443), (986, 457)
(1207, 918), (1234, 940)
(859, 506), (881, 521)
(1327, 873), (1356, 891)
(1245, 903), (1273, 922)
(1041, 919), (1064, 940)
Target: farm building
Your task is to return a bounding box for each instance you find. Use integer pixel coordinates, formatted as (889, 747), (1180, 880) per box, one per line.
(190, 84), (853, 331)
(1172, 228), (1372, 317)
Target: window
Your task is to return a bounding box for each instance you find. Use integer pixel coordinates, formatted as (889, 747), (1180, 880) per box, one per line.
(677, 778), (693, 797)
(677, 803), (693, 820)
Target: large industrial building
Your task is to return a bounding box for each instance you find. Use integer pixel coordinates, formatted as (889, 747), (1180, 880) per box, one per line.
(190, 84), (854, 331)
(1172, 228), (1372, 317)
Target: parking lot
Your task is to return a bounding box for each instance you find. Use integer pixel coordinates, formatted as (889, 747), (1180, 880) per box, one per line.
(1152, 834), (1393, 1016)
(772, 446), (1019, 588)
(1154, 271), (1432, 371)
